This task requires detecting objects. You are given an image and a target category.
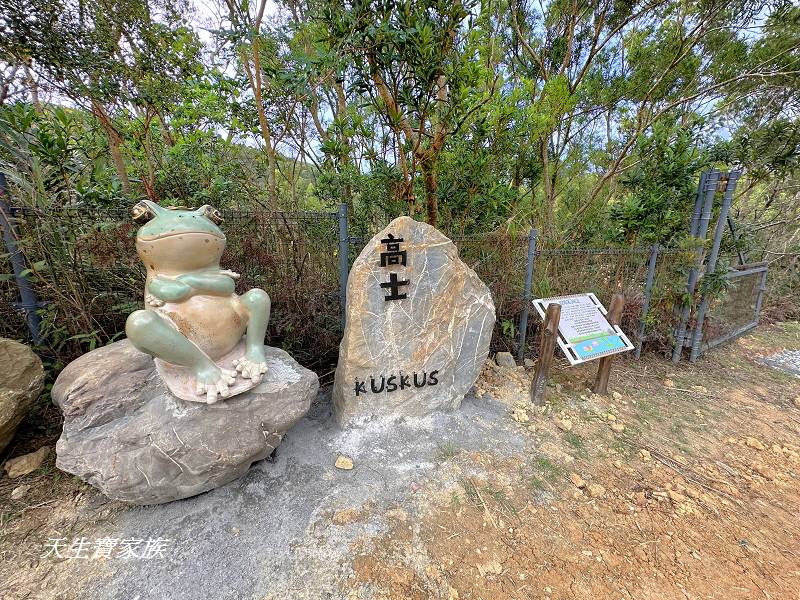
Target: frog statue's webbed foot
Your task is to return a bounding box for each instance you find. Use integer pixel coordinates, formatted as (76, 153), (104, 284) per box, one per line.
(126, 309), (238, 404)
(233, 354), (268, 383)
(195, 367), (238, 404)
(236, 288), (271, 384)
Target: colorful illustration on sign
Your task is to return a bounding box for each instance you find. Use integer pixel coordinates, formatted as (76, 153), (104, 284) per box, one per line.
(573, 333), (627, 360)
(532, 293), (634, 366)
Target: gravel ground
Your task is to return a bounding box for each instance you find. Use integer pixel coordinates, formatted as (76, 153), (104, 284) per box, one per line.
(72, 389), (524, 600)
(761, 349), (800, 378)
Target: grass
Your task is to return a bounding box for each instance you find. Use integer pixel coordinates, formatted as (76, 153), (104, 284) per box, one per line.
(562, 432), (588, 458)
(457, 477), (518, 517)
(435, 442), (459, 463)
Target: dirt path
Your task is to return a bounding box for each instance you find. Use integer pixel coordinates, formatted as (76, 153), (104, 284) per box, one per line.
(348, 322), (800, 599)
(1, 323), (799, 599)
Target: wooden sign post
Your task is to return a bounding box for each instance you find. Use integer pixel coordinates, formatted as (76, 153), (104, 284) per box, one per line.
(530, 303), (561, 406)
(529, 293), (633, 404)
(592, 293), (625, 395)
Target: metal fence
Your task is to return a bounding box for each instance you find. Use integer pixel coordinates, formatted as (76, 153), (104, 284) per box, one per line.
(690, 262), (768, 355)
(0, 201), (763, 373)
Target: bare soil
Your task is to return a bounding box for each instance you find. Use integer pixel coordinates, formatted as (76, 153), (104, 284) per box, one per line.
(1, 322), (799, 599)
(344, 322), (800, 599)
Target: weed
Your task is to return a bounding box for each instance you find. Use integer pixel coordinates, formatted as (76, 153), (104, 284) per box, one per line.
(563, 432), (588, 457)
(532, 456), (563, 481)
(435, 442), (459, 463)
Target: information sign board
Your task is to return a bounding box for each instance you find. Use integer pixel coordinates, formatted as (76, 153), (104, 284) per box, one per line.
(532, 293), (633, 365)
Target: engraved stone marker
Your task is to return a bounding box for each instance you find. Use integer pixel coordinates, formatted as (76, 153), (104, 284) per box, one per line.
(334, 216), (495, 426)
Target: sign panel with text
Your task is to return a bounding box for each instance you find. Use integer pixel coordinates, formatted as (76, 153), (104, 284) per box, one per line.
(533, 293), (633, 365)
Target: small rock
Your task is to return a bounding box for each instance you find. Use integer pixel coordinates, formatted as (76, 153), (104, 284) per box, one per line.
(480, 560), (503, 575)
(332, 508), (361, 525)
(511, 408), (530, 424)
(752, 462), (777, 480)
(527, 424), (536, 432)
(557, 419), (573, 432)
(448, 587), (459, 600)
(634, 491), (647, 506)
(554, 383), (562, 393)
(668, 490), (687, 503)
(612, 391), (623, 401)
(663, 378), (675, 388)
(587, 483), (605, 498)
(569, 473), (586, 489)
(606, 413), (617, 422)
(495, 352), (516, 368)
(335, 455), (354, 470)
(524, 359), (535, 369)
(639, 449), (652, 461)
(610, 422), (625, 433)
(690, 385), (707, 394)
(745, 437), (766, 451)
(4, 446), (50, 478)
(10, 484), (31, 500)
(793, 396), (800, 409)
(612, 460), (623, 469)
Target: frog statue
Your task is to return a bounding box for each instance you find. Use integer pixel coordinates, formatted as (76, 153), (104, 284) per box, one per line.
(125, 200), (270, 404)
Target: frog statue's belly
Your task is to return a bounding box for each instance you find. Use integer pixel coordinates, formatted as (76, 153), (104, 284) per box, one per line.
(155, 294), (248, 360)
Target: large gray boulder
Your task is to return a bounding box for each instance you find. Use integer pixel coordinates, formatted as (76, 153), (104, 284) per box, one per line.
(53, 339), (318, 505)
(334, 216), (495, 426)
(0, 338), (44, 452)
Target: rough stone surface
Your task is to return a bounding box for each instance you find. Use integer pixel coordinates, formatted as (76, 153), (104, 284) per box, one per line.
(4, 446), (49, 477)
(495, 352), (516, 368)
(0, 338), (45, 452)
(53, 339), (318, 505)
(334, 216), (495, 426)
(42, 388), (527, 600)
(335, 455), (354, 470)
(10, 484), (30, 500)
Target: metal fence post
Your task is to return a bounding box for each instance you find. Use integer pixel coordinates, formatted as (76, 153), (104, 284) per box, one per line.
(635, 243), (659, 359)
(689, 171), (740, 362)
(753, 266), (768, 321)
(0, 172), (43, 344)
(516, 228), (538, 363)
(337, 203), (349, 328)
(672, 169), (720, 362)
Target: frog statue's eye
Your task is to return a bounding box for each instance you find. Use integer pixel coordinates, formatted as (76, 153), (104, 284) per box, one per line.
(131, 201), (156, 224)
(196, 205), (224, 225)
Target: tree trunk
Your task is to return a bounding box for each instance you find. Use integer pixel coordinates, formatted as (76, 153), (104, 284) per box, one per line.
(422, 160), (438, 227)
(92, 101), (131, 195)
(242, 44), (279, 211)
(266, 147), (277, 211)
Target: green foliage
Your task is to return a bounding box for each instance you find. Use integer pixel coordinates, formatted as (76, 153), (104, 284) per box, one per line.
(0, 0), (799, 357)
(609, 121), (712, 246)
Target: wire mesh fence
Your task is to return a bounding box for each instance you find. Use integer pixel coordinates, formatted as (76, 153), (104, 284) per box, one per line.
(0, 205), (758, 373)
(0, 206), (343, 370)
(701, 268), (767, 350)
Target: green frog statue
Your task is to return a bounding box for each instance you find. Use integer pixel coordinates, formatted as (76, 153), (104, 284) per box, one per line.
(125, 200), (270, 404)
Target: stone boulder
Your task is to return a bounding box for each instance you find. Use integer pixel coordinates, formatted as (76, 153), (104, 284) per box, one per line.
(334, 216), (495, 426)
(0, 338), (45, 452)
(53, 339), (318, 505)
